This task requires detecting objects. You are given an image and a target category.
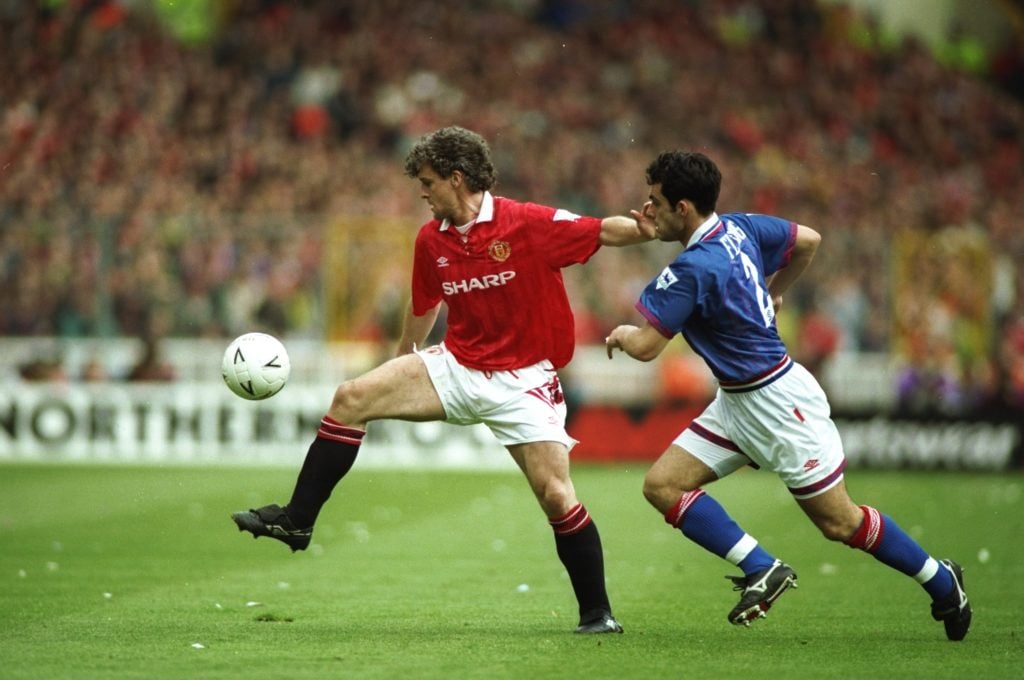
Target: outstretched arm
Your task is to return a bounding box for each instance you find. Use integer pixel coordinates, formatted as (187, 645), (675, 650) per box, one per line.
(768, 224), (820, 307)
(605, 321), (671, 362)
(396, 301), (441, 356)
(598, 202), (657, 246)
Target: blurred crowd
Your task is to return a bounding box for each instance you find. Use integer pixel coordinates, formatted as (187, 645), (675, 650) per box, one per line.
(2, 0), (1023, 414)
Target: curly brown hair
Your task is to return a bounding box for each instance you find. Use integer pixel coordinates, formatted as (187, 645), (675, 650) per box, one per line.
(404, 126), (497, 193)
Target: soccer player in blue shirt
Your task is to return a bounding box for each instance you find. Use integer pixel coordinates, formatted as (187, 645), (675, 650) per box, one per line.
(605, 151), (971, 640)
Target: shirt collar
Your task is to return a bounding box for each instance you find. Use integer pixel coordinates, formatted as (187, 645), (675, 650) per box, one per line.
(685, 212), (721, 249)
(439, 191), (494, 231)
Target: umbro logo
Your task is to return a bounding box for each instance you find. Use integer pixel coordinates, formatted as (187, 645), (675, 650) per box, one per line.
(436, 256), (449, 268)
(803, 459), (820, 472)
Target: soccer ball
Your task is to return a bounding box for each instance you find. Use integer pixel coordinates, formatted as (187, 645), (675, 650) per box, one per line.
(221, 332), (291, 400)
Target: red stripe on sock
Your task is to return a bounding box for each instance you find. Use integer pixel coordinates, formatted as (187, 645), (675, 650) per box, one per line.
(318, 416), (366, 445)
(664, 489), (706, 528)
(845, 505), (884, 553)
(549, 503), (592, 536)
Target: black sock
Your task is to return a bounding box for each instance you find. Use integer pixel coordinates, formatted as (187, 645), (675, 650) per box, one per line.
(285, 417), (364, 527)
(550, 504), (611, 619)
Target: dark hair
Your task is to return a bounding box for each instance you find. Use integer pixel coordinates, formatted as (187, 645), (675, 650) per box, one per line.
(645, 151), (721, 215)
(404, 126), (497, 193)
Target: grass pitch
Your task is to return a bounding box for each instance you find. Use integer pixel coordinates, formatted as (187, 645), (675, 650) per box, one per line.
(1, 463), (1021, 679)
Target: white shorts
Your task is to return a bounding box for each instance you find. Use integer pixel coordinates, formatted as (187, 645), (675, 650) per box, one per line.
(414, 344), (576, 450)
(674, 361), (847, 499)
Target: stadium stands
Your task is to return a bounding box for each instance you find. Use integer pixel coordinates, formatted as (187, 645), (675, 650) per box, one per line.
(1, 0), (1021, 413)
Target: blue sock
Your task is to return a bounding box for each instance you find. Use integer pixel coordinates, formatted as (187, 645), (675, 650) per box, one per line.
(921, 561), (955, 600)
(847, 506), (953, 599)
(738, 546), (777, 576)
(676, 492), (776, 576)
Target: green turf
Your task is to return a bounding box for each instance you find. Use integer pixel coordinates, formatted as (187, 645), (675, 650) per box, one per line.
(1, 463), (1021, 679)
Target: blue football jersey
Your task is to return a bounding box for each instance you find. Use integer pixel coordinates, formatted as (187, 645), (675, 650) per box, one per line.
(636, 212), (797, 385)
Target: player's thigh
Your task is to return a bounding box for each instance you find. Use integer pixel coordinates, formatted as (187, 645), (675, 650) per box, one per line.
(507, 440), (577, 515)
(645, 444), (720, 494)
(333, 353), (445, 423)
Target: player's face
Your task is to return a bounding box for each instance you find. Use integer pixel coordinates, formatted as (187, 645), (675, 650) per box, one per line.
(415, 165), (459, 221)
(648, 184), (688, 242)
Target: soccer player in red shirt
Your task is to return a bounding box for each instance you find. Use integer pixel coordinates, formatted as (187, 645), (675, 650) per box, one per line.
(232, 126), (654, 634)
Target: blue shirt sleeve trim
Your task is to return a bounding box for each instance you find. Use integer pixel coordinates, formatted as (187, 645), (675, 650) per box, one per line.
(635, 301), (675, 339)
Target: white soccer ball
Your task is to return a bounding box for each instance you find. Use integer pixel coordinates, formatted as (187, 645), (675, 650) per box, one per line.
(221, 332), (291, 400)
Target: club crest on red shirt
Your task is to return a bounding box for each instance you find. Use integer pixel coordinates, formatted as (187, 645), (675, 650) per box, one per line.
(488, 240), (511, 262)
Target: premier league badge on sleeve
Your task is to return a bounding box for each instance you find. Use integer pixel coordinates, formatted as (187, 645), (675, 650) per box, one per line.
(656, 266), (678, 290)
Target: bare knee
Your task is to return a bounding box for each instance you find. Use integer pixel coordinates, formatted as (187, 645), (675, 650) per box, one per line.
(808, 504), (864, 542)
(797, 482), (866, 543)
(642, 447), (715, 514)
(508, 442), (577, 517)
(642, 467), (697, 514)
(329, 380), (366, 425)
(535, 477), (575, 517)
(641, 471), (667, 508)
(816, 516), (860, 542)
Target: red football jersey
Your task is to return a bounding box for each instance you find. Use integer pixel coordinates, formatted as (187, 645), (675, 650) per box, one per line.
(411, 193), (602, 370)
